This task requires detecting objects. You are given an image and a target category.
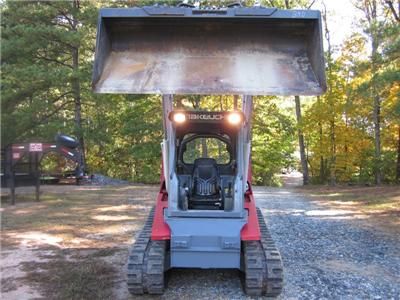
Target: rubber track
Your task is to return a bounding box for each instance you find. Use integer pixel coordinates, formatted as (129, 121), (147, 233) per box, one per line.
(243, 207), (284, 297)
(127, 207), (166, 295)
(144, 240), (166, 294)
(243, 240), (266, 296)
(257, 207), (284, 297)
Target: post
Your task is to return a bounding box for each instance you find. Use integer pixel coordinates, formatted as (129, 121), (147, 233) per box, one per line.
(10, 171), (15, 205)
(7, 147), (16, 205)
(35, 152), (40, 202)
(242, 95), (253, 187)
(162, 94), (174, 193)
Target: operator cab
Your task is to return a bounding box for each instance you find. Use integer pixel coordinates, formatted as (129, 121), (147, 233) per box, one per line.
(170, 111), (243, 211)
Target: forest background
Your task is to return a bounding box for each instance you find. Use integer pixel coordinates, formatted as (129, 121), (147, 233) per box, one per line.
(1, 0), (399, 185)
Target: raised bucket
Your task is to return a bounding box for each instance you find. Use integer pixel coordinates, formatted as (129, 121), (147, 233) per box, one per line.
(92, 6), (326, 96)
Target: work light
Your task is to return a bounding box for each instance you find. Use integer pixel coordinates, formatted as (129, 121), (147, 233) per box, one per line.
(227, 112), (242, 125)
(173, 112), (186, 123)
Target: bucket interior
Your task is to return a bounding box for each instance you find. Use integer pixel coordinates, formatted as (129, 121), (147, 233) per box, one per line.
(92, 17), (326, 95)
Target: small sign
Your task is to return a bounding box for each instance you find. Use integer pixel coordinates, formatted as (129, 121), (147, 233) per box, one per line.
(29, 143), (43, 152)
(12, 152), (21, 159)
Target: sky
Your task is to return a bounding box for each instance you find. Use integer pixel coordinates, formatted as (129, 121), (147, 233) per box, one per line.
(313, 0), (365, 50)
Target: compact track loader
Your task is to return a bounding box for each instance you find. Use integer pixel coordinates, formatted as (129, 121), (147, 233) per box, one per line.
(92, 4), (325, 296)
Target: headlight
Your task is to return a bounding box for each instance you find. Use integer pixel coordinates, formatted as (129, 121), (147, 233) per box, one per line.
(227, 112), (242, 125)
(173, 112), (186, 123)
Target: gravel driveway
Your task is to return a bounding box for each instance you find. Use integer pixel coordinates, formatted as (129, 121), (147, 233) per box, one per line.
(2, 185), (399, 299)
(255, 187), (400, 300)
(146, 186), (400, 300)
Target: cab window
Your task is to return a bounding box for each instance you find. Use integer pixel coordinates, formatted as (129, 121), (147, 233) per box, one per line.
(182, 137), (230, 164)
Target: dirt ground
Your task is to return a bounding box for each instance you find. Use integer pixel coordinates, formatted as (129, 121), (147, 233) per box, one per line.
(1, 182), (399, 299)
(296, 185), (400, 235)
(1, 184), (157, 299)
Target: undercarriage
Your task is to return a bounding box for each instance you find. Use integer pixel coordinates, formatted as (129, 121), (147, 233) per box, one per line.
(127, 207), (284, 296)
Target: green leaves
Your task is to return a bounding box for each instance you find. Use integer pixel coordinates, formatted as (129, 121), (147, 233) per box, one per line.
(2, 0), (399, 184)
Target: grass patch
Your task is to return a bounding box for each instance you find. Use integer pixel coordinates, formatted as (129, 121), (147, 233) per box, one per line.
(21, 257), (116, 300)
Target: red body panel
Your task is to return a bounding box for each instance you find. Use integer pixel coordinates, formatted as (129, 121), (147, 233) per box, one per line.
(151, 161), (261, 241)
(151, 181), (170, 240)
(242, 162), (261, 240)
(241, 188), (261, 240)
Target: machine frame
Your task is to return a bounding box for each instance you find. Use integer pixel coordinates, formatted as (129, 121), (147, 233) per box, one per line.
(150, 95), (258, 269)
(92, 4), (327, 296)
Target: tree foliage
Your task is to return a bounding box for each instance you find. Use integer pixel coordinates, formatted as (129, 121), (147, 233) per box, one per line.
(1, 0), (399, 185)
(303, 0), (400, 184)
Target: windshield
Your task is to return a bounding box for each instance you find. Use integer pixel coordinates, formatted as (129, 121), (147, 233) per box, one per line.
(182, 136), (231, 165)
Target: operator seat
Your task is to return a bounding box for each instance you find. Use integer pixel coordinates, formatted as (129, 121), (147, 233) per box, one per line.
(192, 158), (220, 196)
(190, 158), (222, 209)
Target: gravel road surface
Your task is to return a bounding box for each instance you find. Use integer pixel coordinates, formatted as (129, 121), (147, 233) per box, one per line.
(140, 186), (400, 300)
(2, 184), (398, 299)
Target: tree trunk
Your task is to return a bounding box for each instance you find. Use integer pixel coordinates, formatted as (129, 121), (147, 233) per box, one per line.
(201, 139), (208, 157)
(322, 4), (336, 185)
(319, 122), (325, 182)
(295, 95), (309, 185)
(396, 125), (400, 182)
(329, 113), (336, 185)
(71, 1), (86, 169)
(373, 93), (381, 184)
(317, 96), (325, 182)
(371, 32), (381, 184)
(364, 0), (382, 185)
(72, 47), (86, 169)
(233, 95), (238, 110)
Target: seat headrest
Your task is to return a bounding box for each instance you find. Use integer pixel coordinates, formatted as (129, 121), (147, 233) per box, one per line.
(193, 158), (217, 166)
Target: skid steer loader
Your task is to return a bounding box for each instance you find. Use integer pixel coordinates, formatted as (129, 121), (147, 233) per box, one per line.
(92, 4), (325, 296)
